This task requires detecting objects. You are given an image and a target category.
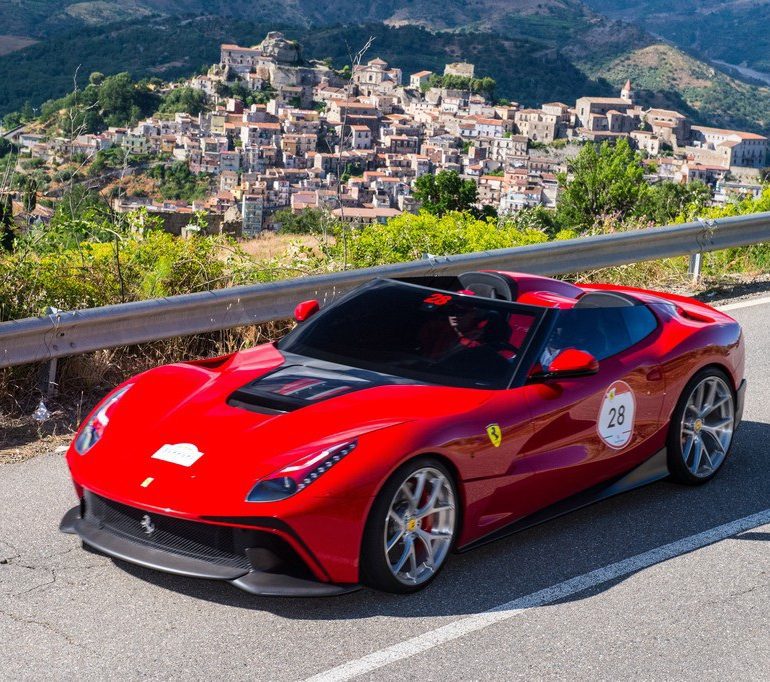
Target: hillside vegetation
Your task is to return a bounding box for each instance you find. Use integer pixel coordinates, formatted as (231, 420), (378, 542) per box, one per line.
(585, 0), (770, 75)
(0, 17), (612, 119)
(0, 1), (623, 35)
(599, 44), (770, 134)
(1, 2), (769, 134)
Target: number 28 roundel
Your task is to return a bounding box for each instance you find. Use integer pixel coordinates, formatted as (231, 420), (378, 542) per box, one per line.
(597, 380), (636, 450)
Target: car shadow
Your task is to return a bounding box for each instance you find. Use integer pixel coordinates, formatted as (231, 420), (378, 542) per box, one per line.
(111, 420), (770, 620)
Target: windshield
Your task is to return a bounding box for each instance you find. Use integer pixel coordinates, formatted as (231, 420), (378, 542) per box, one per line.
(278, 280), (542, 389)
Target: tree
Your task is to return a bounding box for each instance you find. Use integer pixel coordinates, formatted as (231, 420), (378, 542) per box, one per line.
(557, 139), (648, 231)
(505, 205), (562, 238)
(274, 207), (335, 235)
(149, 162), (209, 202)
(413, 170), (480, 217)
(0, 138), (14, 158)
(97, 73), (159, 128)
(159, 87), (208, 116)
(20, 101), (34, 121)
(422, 74), (496, 97)
(3, 113), (21, 130)
(89, 72), (105, 87)
(21, 176), (37, 214)
(642, 181), (712, 225)
(0, 193), (14, 251)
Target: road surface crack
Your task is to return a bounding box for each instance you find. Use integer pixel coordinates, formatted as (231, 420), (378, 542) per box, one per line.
(0, 607), (79, 647)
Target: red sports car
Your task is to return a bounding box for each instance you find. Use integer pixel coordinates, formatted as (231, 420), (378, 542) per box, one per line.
(60, 271), (746, 596)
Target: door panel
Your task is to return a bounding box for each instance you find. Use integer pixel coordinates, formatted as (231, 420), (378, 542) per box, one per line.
(522, 351), (665, 502)
(478, 345), (665, 529)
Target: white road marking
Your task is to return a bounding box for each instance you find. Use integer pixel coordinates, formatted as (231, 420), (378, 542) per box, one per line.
(717, 295), (770, 312)
(306, 510), (770, 682)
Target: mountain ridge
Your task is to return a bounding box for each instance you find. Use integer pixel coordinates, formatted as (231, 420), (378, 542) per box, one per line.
(1, 1), (769, 136)
(583, 0), (770, 76)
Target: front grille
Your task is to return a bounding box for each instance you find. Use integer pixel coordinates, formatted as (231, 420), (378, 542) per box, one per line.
(83, 491), (252, 570)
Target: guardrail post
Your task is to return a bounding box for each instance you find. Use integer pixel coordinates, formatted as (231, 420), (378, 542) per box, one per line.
(43, 357), (58, 398)
(688, 252), (702, 283)
(42, 306), (60, 397)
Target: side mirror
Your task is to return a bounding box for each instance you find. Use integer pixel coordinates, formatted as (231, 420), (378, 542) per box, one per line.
(531, 348), (599, 382)
(294, 299), (320, 323)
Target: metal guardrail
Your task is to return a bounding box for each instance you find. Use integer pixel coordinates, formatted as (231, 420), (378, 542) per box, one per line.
(2, 211), (770, 369)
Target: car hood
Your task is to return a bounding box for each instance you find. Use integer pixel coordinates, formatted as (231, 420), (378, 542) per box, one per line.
(69, 344), (492, 512)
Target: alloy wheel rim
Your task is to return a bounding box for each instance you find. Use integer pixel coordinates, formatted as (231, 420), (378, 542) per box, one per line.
(384, 467), (456, 586)
(680, 376), (734, 478)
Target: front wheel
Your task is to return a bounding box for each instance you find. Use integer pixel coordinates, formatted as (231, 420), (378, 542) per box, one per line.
(361, 458), (458, 593)
(668, 368), (736, 485)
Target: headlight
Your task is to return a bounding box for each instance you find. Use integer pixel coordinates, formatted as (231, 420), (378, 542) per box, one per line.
(74, 385), (132, 455)
(246, 440), (357, 502)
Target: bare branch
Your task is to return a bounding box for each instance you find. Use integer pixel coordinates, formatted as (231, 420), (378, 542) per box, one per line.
(336, 35), (375, 271)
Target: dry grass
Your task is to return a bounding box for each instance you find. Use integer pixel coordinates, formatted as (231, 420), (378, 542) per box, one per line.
(240, 232), (321, 259)
(0, 35), (38, 57)
(573, 256), (695, 292)
(101, 173), (159, 200)
(0, 319), (295, 462)
(3, 243), (768, 464)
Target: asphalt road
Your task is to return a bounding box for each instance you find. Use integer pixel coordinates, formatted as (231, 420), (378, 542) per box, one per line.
(2, 298), (769, 681)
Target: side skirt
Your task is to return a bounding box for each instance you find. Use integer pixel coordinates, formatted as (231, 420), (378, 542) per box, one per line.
(458, 447), (670, 553)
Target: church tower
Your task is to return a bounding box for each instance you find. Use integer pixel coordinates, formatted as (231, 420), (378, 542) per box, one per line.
(621, 79), (634, 103)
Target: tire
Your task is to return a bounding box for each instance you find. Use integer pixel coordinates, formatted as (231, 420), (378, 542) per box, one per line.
(667, 367), (736, 485)
(360, 457), (458, 594)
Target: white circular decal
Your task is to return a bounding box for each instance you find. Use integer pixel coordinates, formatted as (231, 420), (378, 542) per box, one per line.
(598, 381), (636, 449)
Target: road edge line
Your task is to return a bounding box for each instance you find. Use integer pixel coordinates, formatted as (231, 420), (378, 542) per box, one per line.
(305, 509), (770, 682)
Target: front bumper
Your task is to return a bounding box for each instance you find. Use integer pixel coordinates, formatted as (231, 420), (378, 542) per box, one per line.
(60, 492), (359, 597)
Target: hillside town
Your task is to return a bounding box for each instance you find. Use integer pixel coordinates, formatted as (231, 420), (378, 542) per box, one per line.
(4, 31), (769, 237)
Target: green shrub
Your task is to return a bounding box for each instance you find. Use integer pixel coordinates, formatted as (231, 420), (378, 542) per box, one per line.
(318, 211), (551, 269)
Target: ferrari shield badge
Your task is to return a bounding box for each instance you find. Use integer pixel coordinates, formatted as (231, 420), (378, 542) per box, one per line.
(486, 423), (502, 448)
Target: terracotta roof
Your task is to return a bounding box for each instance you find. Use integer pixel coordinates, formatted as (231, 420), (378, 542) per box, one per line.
(646, 108), (686, 119)
(688, 163), (729, 171)
(578, 97), (629, 105)
(244, 122), (280, 130)
(693, 125), (767, 141)
(335, 100), (377, 109)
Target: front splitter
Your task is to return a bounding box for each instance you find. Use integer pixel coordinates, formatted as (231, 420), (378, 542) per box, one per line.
(60, 506), (360, 597)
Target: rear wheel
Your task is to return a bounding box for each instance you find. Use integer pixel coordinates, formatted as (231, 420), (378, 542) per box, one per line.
(668, 368), (735, 485)
(361, 458), (457, 593)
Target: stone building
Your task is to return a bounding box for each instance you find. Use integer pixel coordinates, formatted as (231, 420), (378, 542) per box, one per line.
(444, 62), (475, 79)
(514, 109), (559, 143)
(689, 126), (768, 169)
(645, 109), (690, 147)
(352, 58), (402, 96)
(220, 33), (343, 108)
(575, 96), (633, 130)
